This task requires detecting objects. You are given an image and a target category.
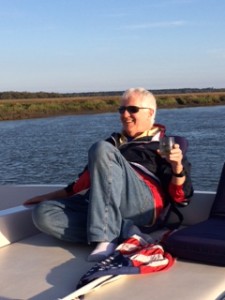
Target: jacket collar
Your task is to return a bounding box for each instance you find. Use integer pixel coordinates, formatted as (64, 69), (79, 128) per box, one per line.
(120, 124), (166, 144)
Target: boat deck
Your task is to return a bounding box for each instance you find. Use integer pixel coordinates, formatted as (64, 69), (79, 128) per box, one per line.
(0, 231), (225, 300)
(0, 185), (225, 300)
(0, 233), (94, 300)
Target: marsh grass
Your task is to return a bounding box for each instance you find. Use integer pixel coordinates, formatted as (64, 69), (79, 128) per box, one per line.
(0, 92), (225, 121)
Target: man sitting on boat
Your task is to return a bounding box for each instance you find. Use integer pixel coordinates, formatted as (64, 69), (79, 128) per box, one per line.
(24, 87), (193, 262)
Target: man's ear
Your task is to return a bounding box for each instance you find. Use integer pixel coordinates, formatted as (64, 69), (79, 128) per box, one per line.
(149, 109), (154, 117)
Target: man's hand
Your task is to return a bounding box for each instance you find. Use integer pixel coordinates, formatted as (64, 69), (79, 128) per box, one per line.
(23, 195), (47, 206)
(23, 188), (68, 206)
(158, 143), (185, 184)
(167, 144), (183, 174)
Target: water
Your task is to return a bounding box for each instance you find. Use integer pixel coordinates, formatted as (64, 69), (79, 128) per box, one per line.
(1, 105), (225, 191)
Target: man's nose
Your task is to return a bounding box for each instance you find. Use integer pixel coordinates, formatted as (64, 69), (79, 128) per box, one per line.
(122, 109), (131, 117)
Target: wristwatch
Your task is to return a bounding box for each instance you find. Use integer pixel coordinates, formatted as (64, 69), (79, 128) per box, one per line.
(172, 168), (186, 177)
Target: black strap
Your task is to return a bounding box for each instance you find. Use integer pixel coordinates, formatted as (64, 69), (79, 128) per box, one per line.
(140, 203), (184, 234)
(166, 203), (184, 230)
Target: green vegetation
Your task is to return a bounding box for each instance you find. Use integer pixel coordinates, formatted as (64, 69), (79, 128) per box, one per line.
(156, 92), (225, 107)
(0, 92), (225, 121)
(0, 96), (120, 121)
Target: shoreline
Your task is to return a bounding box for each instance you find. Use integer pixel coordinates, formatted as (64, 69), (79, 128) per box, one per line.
(1, 92), (225, 121)
(1, 103), (225, 122)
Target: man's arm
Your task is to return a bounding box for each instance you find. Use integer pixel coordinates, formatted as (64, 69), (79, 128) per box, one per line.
(23, 188), (69, 206)
(169, 144), (186, 185)
(158, 143), (193, 203)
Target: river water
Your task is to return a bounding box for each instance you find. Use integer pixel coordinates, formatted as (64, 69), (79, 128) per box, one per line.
(1, 105), (225, 191)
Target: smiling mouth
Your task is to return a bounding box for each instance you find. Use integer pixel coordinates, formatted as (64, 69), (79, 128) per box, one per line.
(123, 118), (134, 124)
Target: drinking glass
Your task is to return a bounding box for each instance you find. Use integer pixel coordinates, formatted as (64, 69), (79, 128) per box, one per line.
(159, 136), (175, 157)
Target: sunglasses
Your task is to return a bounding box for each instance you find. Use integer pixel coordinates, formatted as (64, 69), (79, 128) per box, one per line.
(118, 106), (152, 114)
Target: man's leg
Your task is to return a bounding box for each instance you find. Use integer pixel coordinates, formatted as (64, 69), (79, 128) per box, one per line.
(87, 141), (154, 260)
(32, 194), (89, 243)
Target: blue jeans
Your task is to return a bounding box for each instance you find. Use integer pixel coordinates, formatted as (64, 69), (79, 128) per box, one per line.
(32, 141), (154, 243)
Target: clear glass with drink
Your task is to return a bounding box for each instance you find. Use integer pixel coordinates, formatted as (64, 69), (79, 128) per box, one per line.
(159, 136), (175, 157)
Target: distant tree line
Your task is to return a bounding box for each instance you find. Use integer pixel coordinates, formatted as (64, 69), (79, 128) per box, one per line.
(0, 88), (225, 100)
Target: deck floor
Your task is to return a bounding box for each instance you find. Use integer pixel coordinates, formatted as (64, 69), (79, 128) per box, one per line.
(0, 233), (225, 300)
(0, 233), (94, 300)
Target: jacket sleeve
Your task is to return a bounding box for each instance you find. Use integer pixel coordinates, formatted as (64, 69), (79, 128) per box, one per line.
(64, 167), (90, 196)
(168, 183), (188, 204)
(159, 156), (194, 206)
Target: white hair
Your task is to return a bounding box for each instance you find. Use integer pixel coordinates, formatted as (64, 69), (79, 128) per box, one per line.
(122, 87), (157, 123)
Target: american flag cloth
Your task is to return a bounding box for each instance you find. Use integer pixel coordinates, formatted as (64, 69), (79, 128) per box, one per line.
(61, 234), (174, 300)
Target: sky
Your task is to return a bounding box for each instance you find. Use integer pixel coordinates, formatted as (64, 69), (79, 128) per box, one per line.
(0, 0), (225, 93)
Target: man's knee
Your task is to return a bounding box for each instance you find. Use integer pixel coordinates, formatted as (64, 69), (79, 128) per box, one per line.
(88, 141), (115, 159)
(32, 202), (53, 233)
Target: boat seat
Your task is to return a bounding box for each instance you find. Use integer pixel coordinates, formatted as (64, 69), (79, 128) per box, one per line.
(172, 135), (188, 155)
(163, 162), (225, 266)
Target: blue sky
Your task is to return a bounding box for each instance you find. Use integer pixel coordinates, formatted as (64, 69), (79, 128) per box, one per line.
(1, 0), (225, 93)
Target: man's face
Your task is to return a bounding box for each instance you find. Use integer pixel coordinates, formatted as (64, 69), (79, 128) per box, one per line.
(120, 93), (153, 138)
